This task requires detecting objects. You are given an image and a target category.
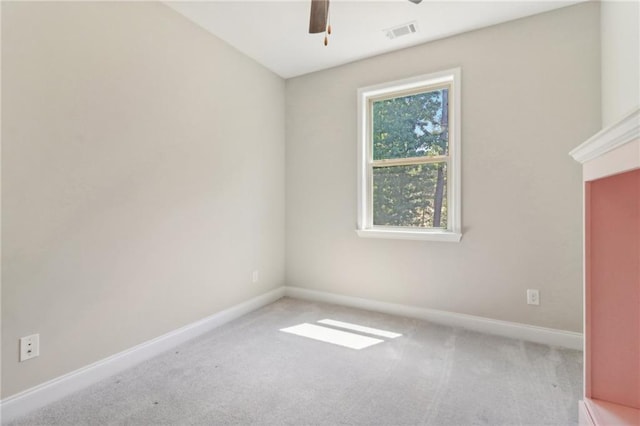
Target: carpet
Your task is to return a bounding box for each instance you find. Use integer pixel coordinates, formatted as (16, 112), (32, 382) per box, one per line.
(8, 297), (583, 425)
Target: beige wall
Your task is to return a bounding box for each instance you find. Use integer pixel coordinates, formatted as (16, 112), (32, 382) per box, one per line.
(285, 2), (600, 333)
(601, 0), (640, 126)
(2, 0), (603, 400)
(1, 2), (285, 397)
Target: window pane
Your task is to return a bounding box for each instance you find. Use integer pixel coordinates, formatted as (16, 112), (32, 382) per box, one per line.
(372, 163), (447, 229)
(372, 88), (449, 161)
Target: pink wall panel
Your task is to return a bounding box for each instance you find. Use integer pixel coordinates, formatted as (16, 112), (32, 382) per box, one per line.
(586, 168), (640, 409)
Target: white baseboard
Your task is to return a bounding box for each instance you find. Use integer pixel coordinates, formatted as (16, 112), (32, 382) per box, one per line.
(284, 286), (583, 351)
(0, 286), (286, 424)
(1, 284), (583, 423)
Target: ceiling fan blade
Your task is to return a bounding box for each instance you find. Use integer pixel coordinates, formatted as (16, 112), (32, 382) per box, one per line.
(408, 0), (423, 3)
(309, 0), (329, 34)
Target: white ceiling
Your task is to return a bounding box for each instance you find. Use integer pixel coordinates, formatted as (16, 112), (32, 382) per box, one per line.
(165, 0), (584, 79)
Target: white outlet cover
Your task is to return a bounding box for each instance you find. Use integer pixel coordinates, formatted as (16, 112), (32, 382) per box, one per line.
(20, 334), (40, 362)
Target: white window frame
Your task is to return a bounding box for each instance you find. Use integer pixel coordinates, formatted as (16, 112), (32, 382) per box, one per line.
(356, 68), (462, 242)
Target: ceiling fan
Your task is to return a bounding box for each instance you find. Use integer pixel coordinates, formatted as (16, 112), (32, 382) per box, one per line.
(309, 0), (423, 45)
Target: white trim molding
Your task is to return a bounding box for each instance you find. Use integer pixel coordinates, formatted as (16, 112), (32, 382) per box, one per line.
(356, 228), (461, 242)
(569, 108), (640, 164)
(356, 68), (462, 242)
(1, 284), (584, 423)
(0, 287), (286, 424)
(285, 286), (583, 351)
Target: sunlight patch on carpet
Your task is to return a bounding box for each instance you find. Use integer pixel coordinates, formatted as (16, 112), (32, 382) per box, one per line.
(317, 319), (402, 339)
(280, 323), (384, 349)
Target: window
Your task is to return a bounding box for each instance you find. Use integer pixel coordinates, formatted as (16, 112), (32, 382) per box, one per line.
(357, 68), (461, 242)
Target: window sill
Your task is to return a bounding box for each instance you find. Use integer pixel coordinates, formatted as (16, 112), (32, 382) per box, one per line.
(356, 228), (462, 242)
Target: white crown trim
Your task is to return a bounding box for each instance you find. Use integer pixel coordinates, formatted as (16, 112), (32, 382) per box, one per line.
(570, 108), (640, 164)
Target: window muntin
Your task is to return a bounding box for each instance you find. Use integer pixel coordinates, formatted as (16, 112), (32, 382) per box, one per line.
(371, 87), (449, 229)
(357, 69), (461, 241)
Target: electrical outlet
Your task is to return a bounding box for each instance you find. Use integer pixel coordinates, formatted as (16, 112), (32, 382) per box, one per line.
(252, 270), (259, 283)
(20, 334), (40, 362)
(527, 289), (540, 306)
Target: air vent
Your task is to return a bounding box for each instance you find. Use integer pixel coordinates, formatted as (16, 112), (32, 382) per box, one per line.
(385, 22), (418, 40)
